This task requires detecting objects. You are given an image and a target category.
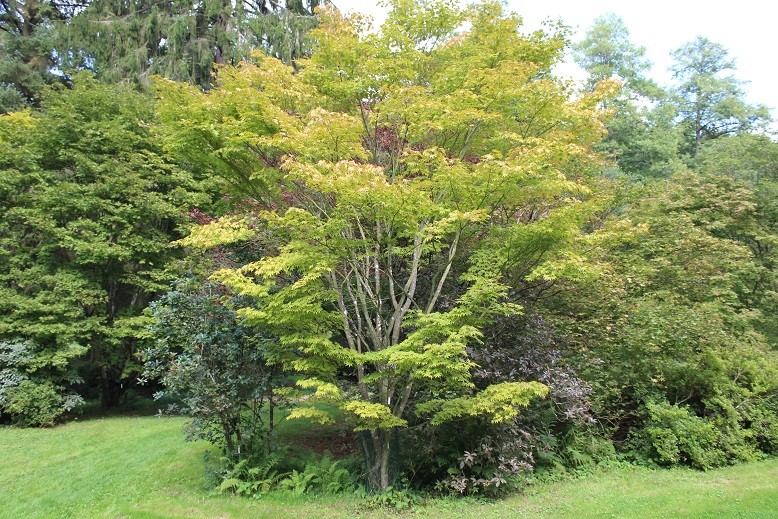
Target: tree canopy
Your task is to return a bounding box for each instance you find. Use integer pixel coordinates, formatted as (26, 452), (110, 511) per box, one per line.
(0, 75), (211, 408)
(671, 36), (770, 156)
(154, 0), (624, 490)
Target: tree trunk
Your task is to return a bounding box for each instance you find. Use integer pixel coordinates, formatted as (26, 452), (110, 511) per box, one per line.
(100, 368), (124, 408)
(362, 429), (392, 492)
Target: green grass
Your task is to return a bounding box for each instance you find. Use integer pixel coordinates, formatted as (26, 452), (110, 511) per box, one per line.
(1, 416), (776, 518)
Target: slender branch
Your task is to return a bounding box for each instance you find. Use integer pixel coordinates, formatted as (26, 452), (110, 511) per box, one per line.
(424, 229), (460, 314)
(389, 230), (423, 345)
(395, 380), (414, 418)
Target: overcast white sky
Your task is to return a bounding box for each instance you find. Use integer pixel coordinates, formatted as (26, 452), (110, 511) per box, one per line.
(332, 1), (778, 116)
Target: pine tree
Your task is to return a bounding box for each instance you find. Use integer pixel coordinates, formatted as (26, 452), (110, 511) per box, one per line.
(63, 0), (322, 89)
(671, 36), (771, 156)
(0, 0), (75, 111)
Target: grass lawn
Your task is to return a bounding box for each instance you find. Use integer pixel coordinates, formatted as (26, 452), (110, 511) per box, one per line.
(1, 416), (776, 518)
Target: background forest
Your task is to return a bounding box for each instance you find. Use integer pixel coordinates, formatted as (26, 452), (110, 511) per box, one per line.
(1, 0), (776, 498)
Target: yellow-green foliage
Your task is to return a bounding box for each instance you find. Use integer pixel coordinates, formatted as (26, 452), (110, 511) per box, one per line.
(155, 0), (621, 487)
(342, 401), (408, 431)
(177, 216), (257, 249)
(418, 381), (550, 425)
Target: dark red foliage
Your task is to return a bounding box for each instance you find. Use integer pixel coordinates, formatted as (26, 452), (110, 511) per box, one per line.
(364, 126), (404, 158)
(473, 314), (593, 423)
(189, 208), (214, 224)
(282, 190), (296, 206)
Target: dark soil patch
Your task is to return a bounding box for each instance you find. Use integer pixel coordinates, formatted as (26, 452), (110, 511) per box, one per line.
(283, 423), (361, 458)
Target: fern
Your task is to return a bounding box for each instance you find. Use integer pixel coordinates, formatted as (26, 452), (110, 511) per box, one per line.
(279, 469), (318, 494)
(217, 453), (286, 498)
(218, 478), (242, 493)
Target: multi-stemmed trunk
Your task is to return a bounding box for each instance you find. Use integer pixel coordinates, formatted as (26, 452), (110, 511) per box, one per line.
(361, 429), (392, 491)
(327, 221), (462, 492)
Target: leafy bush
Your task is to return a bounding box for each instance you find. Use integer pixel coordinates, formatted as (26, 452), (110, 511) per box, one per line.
(558, 284), (778, 469)
(473, 315), (594, 425)
(361, 487), (424, 511)
(0, 339), (84, 426)
(5, 380), (64, 427)
(538, 168), (778, 471)
(636, 401), (722, 469)
(738, 398), (778, 455)
(398, 315), (607, 494)
(423, 314), (604, 492)
(534, 428), (617, 477)
(144, 279), (287, 463)
(435, 435), (533, 496)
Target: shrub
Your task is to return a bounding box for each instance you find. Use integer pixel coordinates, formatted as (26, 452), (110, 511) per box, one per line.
(5, 380), (64, 427)
(0, 339), (85, 426)
(144, 279), (287, 463)
(362, 487), (424, 511)
(435, 434), (533, 496)
(637, 401), (723, 470)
